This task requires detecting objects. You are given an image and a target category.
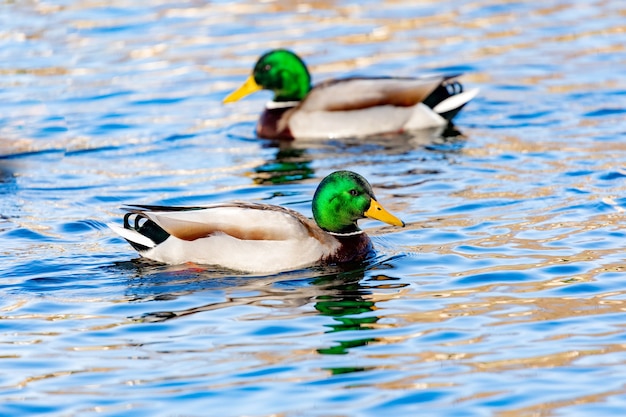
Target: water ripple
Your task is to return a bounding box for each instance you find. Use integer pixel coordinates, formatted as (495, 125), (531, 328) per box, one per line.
(1, 0), (626, 416)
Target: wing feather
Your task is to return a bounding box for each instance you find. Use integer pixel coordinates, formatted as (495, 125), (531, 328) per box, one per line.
(130, 203), (326, 242)
(300, 76), (445, 112)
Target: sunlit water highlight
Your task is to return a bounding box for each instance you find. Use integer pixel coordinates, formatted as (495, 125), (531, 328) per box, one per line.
(1, 1), (626, 415)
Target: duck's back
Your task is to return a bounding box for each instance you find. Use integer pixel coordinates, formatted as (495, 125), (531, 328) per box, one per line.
(110, 203), (343, 273)
(279, 76), (476, 139)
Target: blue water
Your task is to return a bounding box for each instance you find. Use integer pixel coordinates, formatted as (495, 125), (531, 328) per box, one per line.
(2, 0), (626, 415)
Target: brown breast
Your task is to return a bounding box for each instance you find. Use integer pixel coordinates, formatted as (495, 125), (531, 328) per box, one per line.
(257, 107), (294, 140)
(324, 233), (374, 264)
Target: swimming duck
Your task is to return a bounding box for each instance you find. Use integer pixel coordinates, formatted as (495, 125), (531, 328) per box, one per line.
(109, 171), (404, 273)
(223, 49), (478, 140)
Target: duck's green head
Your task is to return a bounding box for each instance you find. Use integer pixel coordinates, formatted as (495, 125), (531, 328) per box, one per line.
(312, 171), (405, 235)
(223, 49), (311, 103)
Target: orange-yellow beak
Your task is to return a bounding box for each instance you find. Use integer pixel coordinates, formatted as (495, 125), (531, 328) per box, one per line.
(223, 75), (262, 103)
(364, 199), (405, 227)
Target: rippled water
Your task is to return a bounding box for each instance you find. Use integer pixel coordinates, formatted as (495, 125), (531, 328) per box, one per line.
(2, 0), (626, 415)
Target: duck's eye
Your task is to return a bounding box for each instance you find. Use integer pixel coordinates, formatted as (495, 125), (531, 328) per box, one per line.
(349, 189), (359, 197)
(263, 64), (272, 72)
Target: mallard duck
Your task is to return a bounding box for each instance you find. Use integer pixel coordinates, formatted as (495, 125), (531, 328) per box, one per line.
(223, 49), (478, 140)
(109, 171), (404, 273)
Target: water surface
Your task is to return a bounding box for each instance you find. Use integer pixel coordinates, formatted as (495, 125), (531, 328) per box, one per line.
(1, 0), (626, 416)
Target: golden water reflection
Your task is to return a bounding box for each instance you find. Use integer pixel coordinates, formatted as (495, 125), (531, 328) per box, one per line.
(2, 0), (626, 415)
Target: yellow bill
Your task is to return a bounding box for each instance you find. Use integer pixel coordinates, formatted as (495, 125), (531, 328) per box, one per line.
(365, 199), (405, 227)
(223, 75), (262, 103)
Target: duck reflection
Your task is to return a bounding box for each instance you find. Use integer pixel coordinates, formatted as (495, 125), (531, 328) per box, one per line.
(0, 161), (18, 227)
(0, 161), (18, 193)
(122, 262), (375, 320)
(251, 147), (315, 185)
(312, 270), (379, 357)
(123, 259), (407, 376)
(248, 123), (466, 185)
(311, 269), (412, 375)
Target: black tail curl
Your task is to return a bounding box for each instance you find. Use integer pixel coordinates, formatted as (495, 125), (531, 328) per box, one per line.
(122, 211), (170, 251)
(422, 78), (467, 122)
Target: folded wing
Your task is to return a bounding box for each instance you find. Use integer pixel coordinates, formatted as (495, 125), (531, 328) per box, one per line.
(300, 76), (446, 112)
(128, 203), (320, 242)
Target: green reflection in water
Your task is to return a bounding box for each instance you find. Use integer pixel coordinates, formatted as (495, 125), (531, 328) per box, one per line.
(252, 148), (314, 185)
(312, 271), (379, 359)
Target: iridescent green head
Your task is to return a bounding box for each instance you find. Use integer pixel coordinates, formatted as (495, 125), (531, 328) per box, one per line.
(312, 171), (404, 234)
(223, 49), (312, 103)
